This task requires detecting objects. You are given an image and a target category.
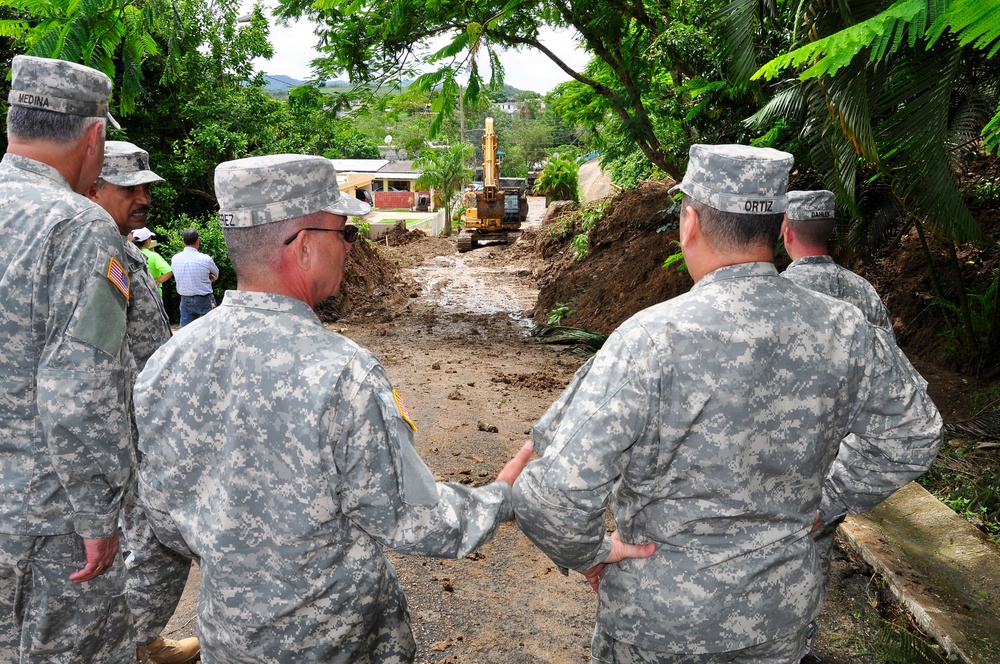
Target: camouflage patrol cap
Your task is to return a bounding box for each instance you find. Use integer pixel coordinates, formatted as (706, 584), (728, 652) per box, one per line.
(214, 154), (372, 228)
(786, 190), (835, 221)
(100, 141), (164, 187)
(669, 144), (794, 214)
(8, 55), (120, 130)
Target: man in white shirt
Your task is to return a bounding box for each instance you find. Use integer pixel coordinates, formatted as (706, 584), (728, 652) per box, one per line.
(170, 228), (219, 326)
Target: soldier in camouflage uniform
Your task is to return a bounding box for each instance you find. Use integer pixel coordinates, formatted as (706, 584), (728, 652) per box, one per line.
(781, 189), (892, 331)
(133, 154), (534, 663)
(86, 143), (200, 664)
(780, 189), (900, 660)
(512, 144), (943, 663)
(0, 56), (135, 662)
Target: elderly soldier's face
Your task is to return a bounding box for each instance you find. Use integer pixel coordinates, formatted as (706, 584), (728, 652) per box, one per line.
(87, 182), (152, 236)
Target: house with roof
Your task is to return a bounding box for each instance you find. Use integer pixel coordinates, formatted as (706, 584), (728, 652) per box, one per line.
(330, 158), (434, 211)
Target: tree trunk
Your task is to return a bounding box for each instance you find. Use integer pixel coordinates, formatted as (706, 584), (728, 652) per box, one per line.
(442, 203), (452, 238)
(945, 237), (978, 367)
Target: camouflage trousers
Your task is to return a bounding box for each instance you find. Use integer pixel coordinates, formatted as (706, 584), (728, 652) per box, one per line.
(591, 625), (810, 664)
(121, 482), (193, 645)
(0, 532), (135, 663)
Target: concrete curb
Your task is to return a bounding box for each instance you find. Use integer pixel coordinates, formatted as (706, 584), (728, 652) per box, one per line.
(840, 482), (1000, 663)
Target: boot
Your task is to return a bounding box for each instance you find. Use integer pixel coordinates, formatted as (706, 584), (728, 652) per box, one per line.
(138, 635), (200, 664)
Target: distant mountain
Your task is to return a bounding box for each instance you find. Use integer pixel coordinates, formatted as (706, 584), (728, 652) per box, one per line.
(263, 74), (303, 91)
(260, 75), (532, 97)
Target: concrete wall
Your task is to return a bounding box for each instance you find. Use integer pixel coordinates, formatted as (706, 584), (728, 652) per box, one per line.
(367, 220), (405, 240)
(430, 209), (447, 237)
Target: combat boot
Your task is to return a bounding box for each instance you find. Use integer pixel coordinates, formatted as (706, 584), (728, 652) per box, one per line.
(137, 635), (200, 664)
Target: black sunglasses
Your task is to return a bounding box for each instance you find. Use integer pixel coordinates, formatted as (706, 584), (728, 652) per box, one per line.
(282, 224), (359, 246)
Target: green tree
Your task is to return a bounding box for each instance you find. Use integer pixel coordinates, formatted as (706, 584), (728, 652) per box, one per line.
(749, 0), (1000, 371)
(414, 143), (474, 238)
(270, 0), (789, 184)
(533, 156), (579, 205)
(0, 0), (169, 113)
(509, 119), (552, 171)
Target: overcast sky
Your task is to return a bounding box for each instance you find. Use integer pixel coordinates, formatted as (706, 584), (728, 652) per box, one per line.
(248, 4), (592, 94)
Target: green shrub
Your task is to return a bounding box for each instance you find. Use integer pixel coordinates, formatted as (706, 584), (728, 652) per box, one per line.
(547, 303), (576, 325)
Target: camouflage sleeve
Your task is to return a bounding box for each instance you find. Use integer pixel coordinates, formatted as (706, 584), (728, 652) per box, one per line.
(872, 300), (892, 333)
(336, 362), (511, 558)
(36, 217), (131, 539)
(823, 326), (943, 517)
(531, 355), (597, 457)
(513, 329), (655, 572)
(136, 473), (196, 560)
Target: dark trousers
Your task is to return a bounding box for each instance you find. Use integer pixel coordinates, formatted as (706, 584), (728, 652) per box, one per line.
(179, 293), (215, 327)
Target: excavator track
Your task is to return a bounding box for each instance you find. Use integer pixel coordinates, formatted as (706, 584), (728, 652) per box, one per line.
(457, 230), (476, 253)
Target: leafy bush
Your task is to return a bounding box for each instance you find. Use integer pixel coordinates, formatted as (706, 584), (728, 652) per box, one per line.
(534, 157), (580, 205)
(547, 302), (575, 325)
(936, 268), (1000, 374)
(662, 240), (686, 272)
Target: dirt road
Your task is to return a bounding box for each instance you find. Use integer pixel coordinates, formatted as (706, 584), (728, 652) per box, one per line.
(163, 198), (889, 662)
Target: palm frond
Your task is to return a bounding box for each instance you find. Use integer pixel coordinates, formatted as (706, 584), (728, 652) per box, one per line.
(530, 325), (609, 357)
(745, 84), (805, 131)
(928, 0), (1000, 56)
(714, 0), (761, 88)
(985, 103), (1000, 153)
(753, 0), (937, 82)
(873, 46), (983, 243)
(0, 19), (28, 38)
(848, 180), (908, 258)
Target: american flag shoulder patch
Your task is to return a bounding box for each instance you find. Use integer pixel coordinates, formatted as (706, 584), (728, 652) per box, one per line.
(106, 257), (130, 300)
(392, 389), (418, 432)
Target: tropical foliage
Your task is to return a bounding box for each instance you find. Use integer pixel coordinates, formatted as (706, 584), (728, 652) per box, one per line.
(414, 143), (474, 237)
(533, 156), (580, 205)
(271, 0), (792, 183)
(748, 0), (1000, 372)
(0, 0), (167, 112)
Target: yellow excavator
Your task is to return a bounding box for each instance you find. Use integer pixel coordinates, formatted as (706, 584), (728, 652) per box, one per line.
(457, 117), (528, 252)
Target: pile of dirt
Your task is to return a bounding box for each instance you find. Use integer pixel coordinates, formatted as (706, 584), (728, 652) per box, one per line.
(382, 224), (427, 247)
(530, 180), (693, 334)
(314, 234), (415, 323)
(333, 185), (999, 421)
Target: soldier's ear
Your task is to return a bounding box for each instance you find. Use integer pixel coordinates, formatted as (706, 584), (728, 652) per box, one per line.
(679, 204), (700, 249)
(84, 120), (104, 156)
(781, 219), (792, 244)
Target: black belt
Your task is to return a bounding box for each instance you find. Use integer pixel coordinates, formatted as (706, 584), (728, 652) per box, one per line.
(180, 293), (213, 298)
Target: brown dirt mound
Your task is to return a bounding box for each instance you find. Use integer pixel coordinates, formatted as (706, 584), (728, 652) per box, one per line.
(850, 227), (1000, 371)
(315, 238), (412, 323)
(382, 225), (427, 247)
(531, 180), (694, 334)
